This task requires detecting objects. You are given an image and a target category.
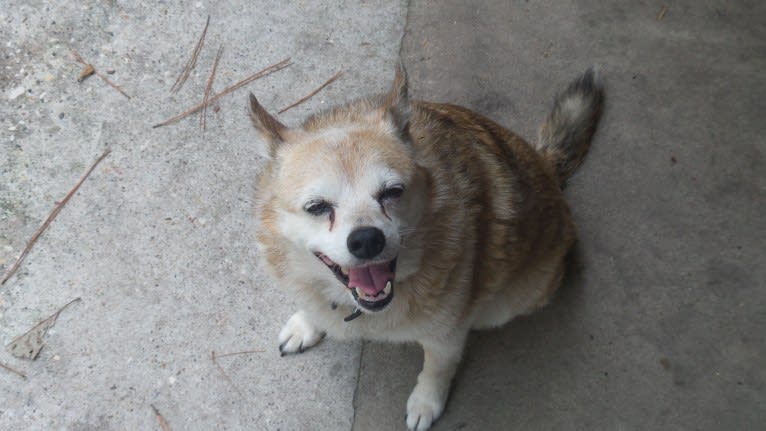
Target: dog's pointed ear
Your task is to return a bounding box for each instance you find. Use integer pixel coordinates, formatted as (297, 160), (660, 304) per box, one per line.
(383, 63), (411, 137)
(249, 93), (288, 157)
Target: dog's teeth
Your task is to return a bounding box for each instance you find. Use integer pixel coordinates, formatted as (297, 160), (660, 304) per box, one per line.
(384, 280), (392, 295)
(341, 267), (348, 276)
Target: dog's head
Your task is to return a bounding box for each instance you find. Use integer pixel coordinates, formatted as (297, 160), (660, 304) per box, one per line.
(251, 66), (427, 314)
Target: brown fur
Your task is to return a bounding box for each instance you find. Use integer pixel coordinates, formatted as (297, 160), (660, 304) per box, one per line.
(250, 66), (603, 430)
(406, 101), (575, 314)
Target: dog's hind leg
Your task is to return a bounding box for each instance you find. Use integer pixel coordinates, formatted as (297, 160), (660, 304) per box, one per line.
(278, 310), (326, 356)
(406, 328), (469, 431)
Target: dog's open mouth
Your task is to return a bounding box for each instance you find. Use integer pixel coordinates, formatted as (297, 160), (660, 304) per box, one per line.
(315, 252), (396, 312)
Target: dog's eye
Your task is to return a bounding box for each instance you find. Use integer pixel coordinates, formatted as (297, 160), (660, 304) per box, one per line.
(378, 186), (404, 202)
(305, 200), (333, 216)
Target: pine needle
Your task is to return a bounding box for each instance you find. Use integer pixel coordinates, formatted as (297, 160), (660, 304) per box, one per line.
(2, 150), (111, 285)
(278, 70), (343, 114)
(152, 58), (292, 128)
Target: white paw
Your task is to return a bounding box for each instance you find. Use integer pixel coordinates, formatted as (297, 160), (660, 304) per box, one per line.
(405, 379), (447, 431)
(278, 311), (324, 356)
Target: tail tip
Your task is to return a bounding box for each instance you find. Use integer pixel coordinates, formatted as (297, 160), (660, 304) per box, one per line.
(538, 67), (606, 185)
(572, 66), (604, 103)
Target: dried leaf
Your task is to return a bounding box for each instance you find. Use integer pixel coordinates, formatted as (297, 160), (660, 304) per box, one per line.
(78, 64), (95, 82)
(6, 298), (81, 360)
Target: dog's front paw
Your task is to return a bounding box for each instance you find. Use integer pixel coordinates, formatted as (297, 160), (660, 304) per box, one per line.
(405, 380), (447, 431)
(278, 311), (324, 356)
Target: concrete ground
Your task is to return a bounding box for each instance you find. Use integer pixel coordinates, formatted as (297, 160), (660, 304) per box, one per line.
(1, 1), (764, 430)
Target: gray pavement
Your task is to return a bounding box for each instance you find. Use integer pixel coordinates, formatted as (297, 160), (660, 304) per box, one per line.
(2, 1), (765, 430)
(1, 1), (404, 429)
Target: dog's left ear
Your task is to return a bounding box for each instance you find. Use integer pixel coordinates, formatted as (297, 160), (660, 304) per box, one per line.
(383, 63), (411, 137)
(249, 93), (288, 158)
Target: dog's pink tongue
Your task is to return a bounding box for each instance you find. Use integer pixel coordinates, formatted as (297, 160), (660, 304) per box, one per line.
(348, 262), (393, 296)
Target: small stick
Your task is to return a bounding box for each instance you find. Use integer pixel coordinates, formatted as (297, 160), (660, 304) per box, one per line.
(92, 70), (131, 99)
(215, 349), (264, 358)
(45, 297), (82, 321)
(278, 70), (343, 114)
(0, 361), (27, 380)
(1, 150), (111, 285)
(171, 15), (210, 93)
(657, 5), (668, 21)
(200, 45), (224, 131)
(211, 351), (244, 397)
(152, 58), (292, 128)
(150, 404), (172, 431)
(71, 49), (131, 99)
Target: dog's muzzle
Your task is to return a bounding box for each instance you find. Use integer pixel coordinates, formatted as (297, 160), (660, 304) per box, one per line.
(315, 253), (397, 315)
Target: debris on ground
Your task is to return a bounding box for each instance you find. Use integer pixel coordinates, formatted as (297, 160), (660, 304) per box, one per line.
(1, 150), (111, 285)
(152, 58), (292, 128)
(201, 45), (224, 131)
(71, 49), (131, 99)
(657, 5), (668, 21)
(6, 298), (81, 360)
(150, 404), (173, 431)
(0, 361), (27, 380)
(215, 349), (264, 358)
(278, 70), (343, 114)
(171, 15), (211, 93)
(211, 350), (245, 397)
(77, 63), (95, 83)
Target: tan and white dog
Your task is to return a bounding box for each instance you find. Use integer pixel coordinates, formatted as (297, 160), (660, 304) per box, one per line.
(249, 65), (603, 430)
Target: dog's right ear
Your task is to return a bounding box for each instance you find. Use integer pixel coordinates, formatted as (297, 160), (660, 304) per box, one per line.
(383, 63), (411, 138)
(249, 93), (288, 157)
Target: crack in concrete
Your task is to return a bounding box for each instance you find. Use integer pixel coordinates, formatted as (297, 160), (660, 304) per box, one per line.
(349, 340), (365, 431)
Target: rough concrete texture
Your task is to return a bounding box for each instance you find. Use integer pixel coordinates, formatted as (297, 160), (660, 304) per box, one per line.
(0, 1), (405, 430)
(1, 1), (764, 430)
(354, 1), (766, 430)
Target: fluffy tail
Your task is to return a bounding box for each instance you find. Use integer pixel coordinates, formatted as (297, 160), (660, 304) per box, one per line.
(536, 68), (604, 185)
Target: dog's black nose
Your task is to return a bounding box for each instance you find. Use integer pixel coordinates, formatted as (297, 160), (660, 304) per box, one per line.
(347, 227), (386, 259)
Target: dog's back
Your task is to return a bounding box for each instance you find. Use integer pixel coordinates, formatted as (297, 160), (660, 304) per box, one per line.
(404, 69), (603, 323)
(250, 66), (603, 431)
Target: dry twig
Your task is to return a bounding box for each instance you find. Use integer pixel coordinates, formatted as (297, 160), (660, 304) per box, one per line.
(200, 45), (224, 131)
(2, 150), (111, 285)
(211, 350), (244, 397)
(171, 15), (210, 93)
(278, 70), (343, 114)
(150, 404), (173, 431)
(215, 349), (264, 359)
(657, 5), (669, 21)
(152, 58), (292, 128)
(71, 49), (131, 99)
(0, 361), (27, 380)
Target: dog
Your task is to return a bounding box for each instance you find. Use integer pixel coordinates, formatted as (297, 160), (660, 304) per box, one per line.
(249, 65), (603, 430)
